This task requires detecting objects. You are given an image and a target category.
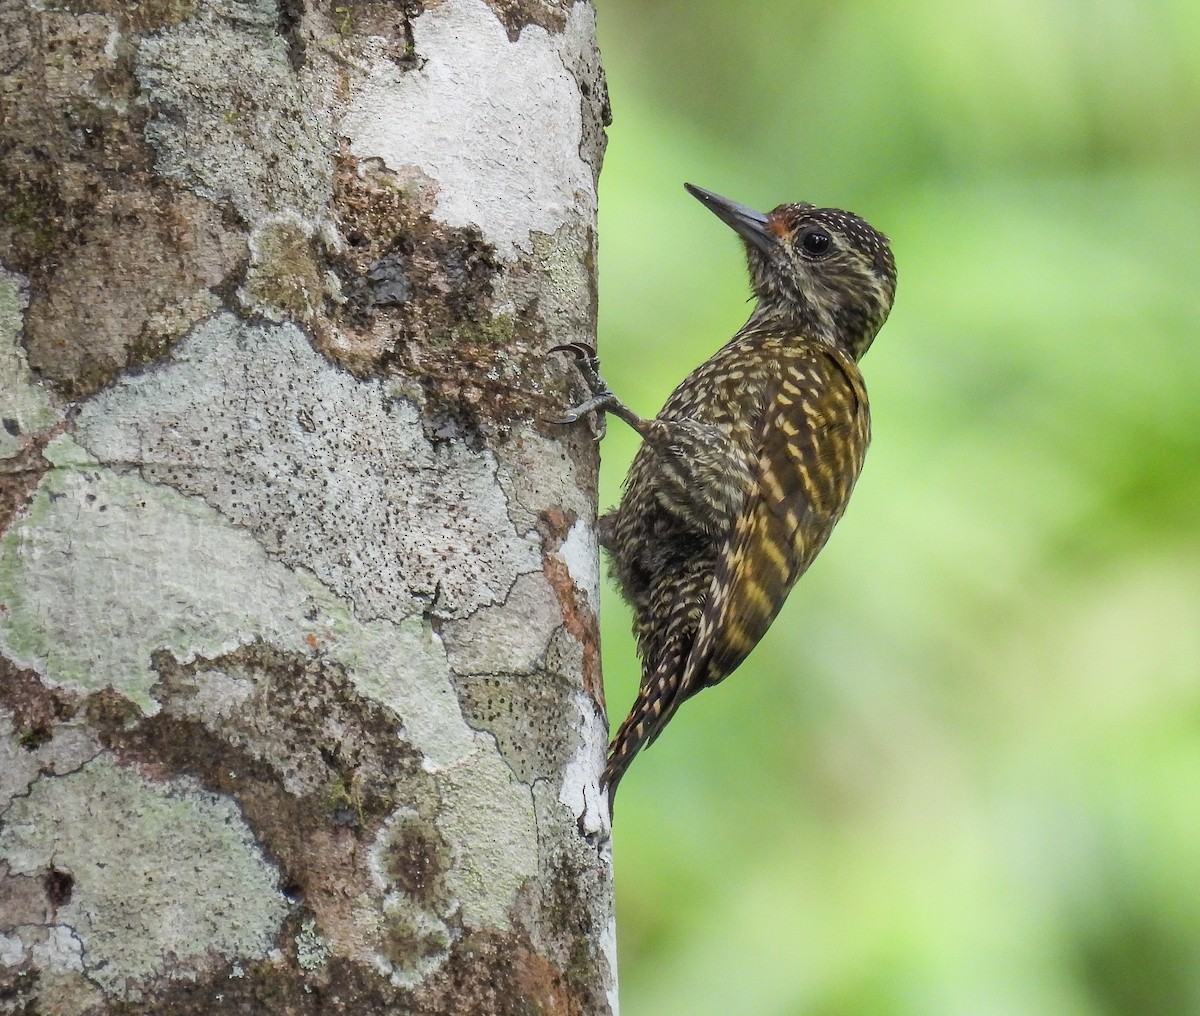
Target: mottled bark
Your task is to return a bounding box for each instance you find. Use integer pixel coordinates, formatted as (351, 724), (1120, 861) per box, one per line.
(0, 0), (615, 1011)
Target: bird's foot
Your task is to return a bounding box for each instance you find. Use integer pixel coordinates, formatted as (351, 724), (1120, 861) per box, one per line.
(548, 342), (651, 438)
(547, 342), (618, 427)
(548, 392), (618, 426)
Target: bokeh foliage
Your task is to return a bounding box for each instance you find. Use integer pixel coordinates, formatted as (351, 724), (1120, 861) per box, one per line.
(592, 2), (1200, 1014)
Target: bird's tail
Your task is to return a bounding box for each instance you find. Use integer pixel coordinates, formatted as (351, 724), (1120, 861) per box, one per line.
(601, 640), (691, 811)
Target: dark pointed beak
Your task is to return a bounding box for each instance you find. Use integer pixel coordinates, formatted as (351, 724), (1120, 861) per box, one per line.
(684, 183), (775, 255)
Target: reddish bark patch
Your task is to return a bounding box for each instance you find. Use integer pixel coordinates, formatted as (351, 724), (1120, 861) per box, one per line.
(416, 930), (592, 1015)
(0, 656), (81, 751)
(538, 505), (575, 550)
(0, 432), (55, 538)
(538, 508), (603, 707)
(540, 543), (603, 711)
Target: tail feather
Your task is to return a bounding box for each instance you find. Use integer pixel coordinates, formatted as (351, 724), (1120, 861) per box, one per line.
(601, 639), (689, 810)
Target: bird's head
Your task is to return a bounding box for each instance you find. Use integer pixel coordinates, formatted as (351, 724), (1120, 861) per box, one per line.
(685, 183), (897, 360)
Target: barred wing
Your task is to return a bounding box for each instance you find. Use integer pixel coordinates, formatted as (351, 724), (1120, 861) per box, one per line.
(682, 346), (870, 693)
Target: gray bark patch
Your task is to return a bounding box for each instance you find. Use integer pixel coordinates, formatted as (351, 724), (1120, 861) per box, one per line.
(74, 313), (541, 623)
(0, 757), (289, 997)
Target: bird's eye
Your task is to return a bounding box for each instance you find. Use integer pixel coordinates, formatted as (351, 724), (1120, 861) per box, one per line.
(798, 229), (832, 256)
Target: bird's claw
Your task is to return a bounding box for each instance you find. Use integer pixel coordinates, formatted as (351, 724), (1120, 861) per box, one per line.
(549, 341), (598, 366)
(548, 342), (613, 433)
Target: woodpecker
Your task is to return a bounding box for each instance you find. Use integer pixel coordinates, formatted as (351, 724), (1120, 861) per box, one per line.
(553, 183), (897, 809)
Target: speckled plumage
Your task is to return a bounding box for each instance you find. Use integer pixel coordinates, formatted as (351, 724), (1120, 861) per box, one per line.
(554, 185), (897, 808)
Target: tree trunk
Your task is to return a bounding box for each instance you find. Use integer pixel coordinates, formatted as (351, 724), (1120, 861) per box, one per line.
(0, 0), (615, 1011)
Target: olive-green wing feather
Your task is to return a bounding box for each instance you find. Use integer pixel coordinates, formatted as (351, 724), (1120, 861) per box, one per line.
(682, 346), (870, 692)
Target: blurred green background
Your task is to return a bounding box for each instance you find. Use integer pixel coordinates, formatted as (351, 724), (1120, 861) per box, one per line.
(590, 1), (1200, 1013)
